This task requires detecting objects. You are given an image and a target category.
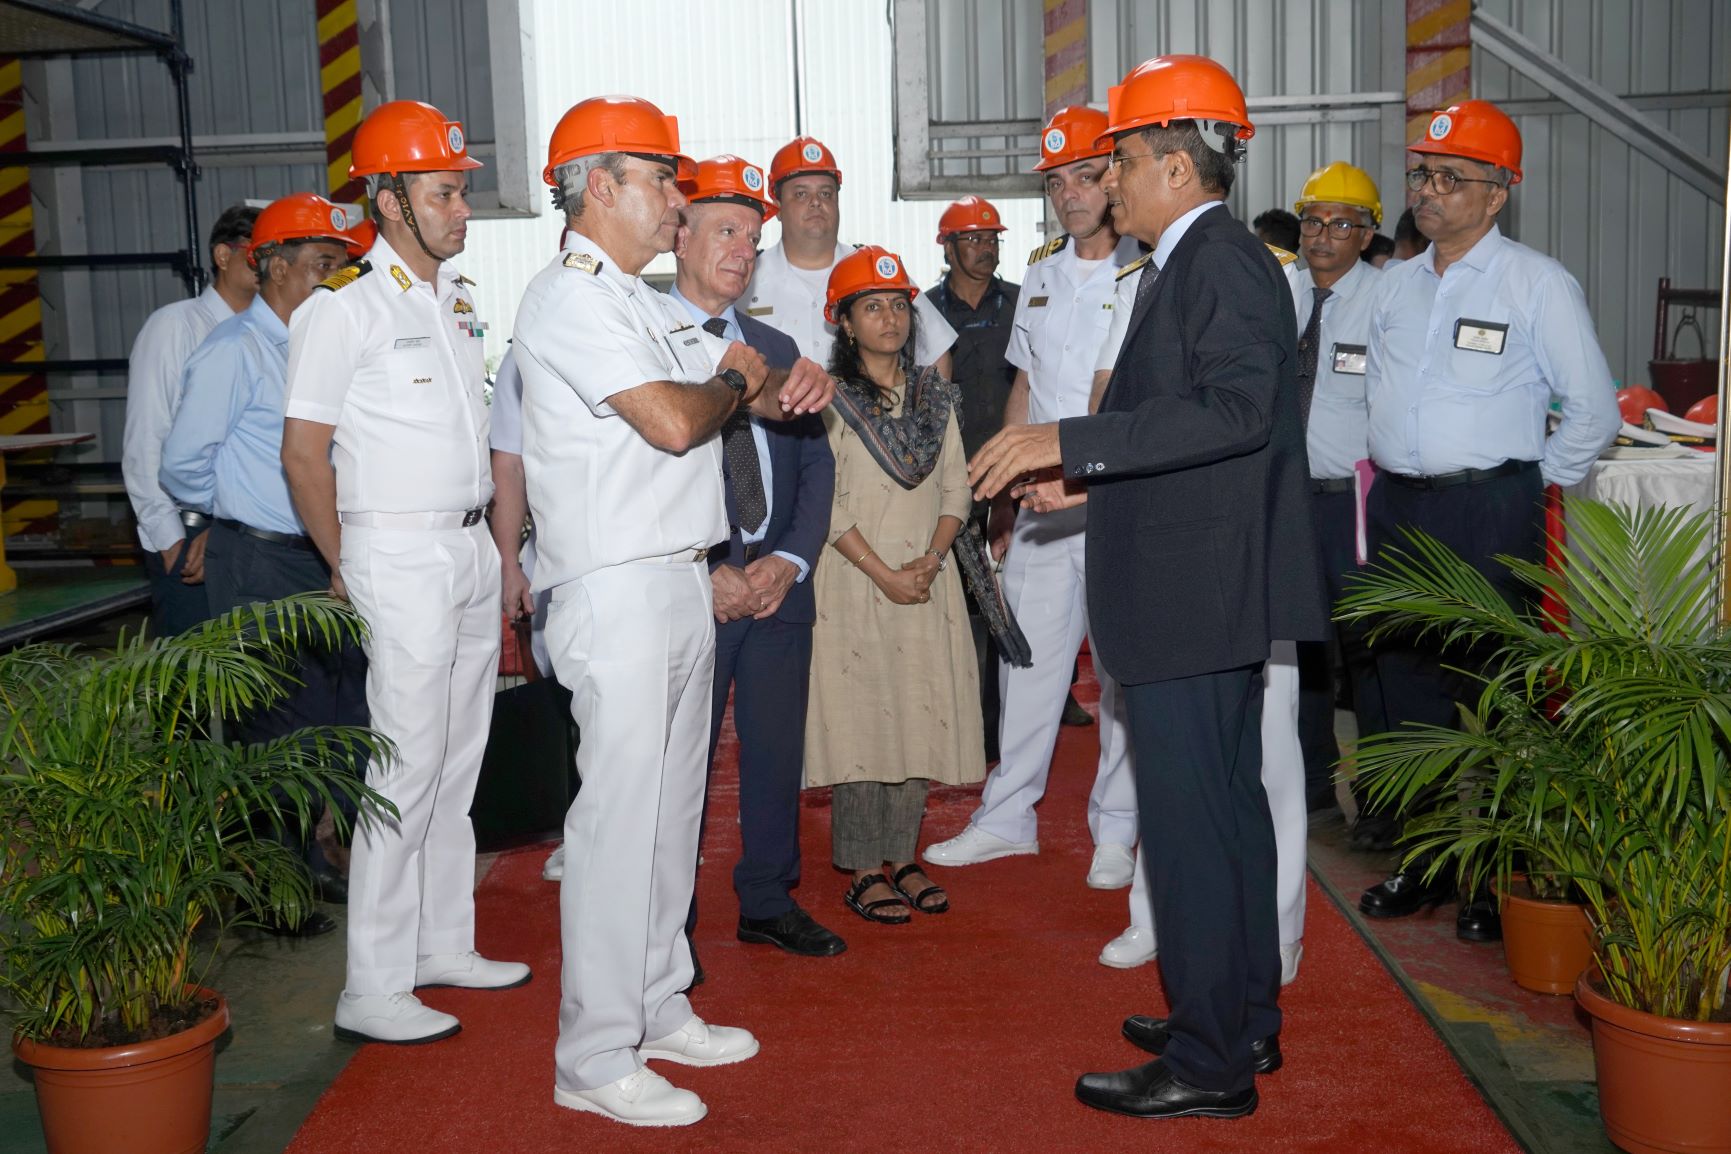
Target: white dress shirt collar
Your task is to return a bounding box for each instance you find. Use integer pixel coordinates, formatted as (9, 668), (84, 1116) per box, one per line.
(1152, 198), (1227, 271)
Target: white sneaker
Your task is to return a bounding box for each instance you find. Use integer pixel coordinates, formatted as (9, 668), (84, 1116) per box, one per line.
(640, 1015), (759, 1067)
(415, 951), (531, 990)
(1086, 843), (1137, 889)
(554, 1068), (706, 1127)
(1281, 941), (1303, 986)
(333, 991), (460, 1044)
(923, 824), (1038, 867)
(1098, 925), (1158, 969)
(542, 843), (565, 881)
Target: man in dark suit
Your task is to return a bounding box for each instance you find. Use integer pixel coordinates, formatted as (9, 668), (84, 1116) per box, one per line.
(670, 156), (846, 963)
(970, 54), (1327, 1120)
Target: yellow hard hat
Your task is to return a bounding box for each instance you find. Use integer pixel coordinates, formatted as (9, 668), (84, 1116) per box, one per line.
(1294, 161), (1381, 226)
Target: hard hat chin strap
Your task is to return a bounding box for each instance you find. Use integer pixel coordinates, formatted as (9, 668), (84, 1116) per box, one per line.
(389, 172), (440, 261)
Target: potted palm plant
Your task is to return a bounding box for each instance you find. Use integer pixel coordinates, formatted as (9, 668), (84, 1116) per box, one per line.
(1, 595), (389, 1154)
(1338, 499), (1731, 1154)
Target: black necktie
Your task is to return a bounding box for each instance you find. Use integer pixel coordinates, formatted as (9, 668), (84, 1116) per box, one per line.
(1296, 286), (1331, 432)
(707, 317), (767, 535)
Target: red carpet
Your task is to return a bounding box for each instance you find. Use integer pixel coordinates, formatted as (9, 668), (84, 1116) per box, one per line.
(290, 663), (1521, 1154)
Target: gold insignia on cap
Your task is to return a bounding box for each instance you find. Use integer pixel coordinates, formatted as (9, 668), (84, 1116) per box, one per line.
(389, 264), (412, 291)
(563, 252), (601, 274)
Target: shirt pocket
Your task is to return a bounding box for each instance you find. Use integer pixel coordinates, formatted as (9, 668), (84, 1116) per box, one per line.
(385, 346), (443, 409)
(1443, 314), (1519, 394)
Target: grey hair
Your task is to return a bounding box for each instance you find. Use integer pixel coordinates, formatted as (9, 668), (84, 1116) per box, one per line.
(251, 242), (282, 284)
(1487, 165), (1514, 189)
(552, 152), (629, 220)
(1136, 122), (1240, 195)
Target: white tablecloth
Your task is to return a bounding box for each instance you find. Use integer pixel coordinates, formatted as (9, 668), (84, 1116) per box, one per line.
(1565, 452), (1717, 518)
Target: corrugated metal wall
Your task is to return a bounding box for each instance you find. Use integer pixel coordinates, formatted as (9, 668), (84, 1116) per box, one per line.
(1474, 0), (1729, 387)
(906, 0), (1729, 392)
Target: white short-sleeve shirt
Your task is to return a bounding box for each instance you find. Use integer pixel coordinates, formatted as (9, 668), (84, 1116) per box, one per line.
(283, 236), (492, 514)
(513, 232), (731, 589)
(1008, 234), (1140, 423)
(743, 241), (957, 367)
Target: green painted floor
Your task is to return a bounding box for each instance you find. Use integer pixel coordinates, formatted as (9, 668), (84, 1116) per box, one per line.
(0, 564), (148, 648)
(2, 703), (1616, 1153)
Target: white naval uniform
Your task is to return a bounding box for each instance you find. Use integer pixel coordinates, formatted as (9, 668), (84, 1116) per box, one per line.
(743, 240), (958, 367)
(970, 233), (1141, 850)
(123, 285), (241, 552)
(1103, 254), (1307, 948)
(513, 233), (730, 1093)
(283, 236), (500, 997)
(487, 348), (553, 677)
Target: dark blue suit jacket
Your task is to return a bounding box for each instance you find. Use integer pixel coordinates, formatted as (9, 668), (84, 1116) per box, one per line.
(709, 312), (834, 625)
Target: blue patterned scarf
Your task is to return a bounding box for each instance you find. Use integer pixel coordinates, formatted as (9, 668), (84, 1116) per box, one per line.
(830, 365), (958, 489)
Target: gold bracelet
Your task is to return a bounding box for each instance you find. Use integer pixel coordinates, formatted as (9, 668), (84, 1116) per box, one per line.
(851, 548), (875, 566)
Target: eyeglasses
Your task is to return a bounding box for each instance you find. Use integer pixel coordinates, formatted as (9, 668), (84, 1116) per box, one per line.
(1299, 217), (1369, 238)
(950, 233), (1001, 248)
(1106, 150), (1154, 173)
(1405, 166), (1505, 195)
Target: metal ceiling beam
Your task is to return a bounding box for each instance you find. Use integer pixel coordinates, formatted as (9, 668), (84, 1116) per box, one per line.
(1471, 8), (1724, 203)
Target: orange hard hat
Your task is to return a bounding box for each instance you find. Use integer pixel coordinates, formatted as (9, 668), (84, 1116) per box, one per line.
(1686, 394), (1718, 426)
(1033, 106), (1112, 172)
(345, 217), (377, 253)
(936, 195), (1007, 243)
(349, 101), (483, 178)
(824, 245), (918, 324)
(248, 193), (366, 263)
(679, 154), (777, 221)
(1105, 54), (1254, 143)
(543, 95), (696, 186)
(770, 136), (842, 190)
(1616, 385), (1667, 424)
(1409, 99), (1523, 183)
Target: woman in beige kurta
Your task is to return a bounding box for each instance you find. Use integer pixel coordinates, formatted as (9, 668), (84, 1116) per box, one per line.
(805, 249), (985, 925)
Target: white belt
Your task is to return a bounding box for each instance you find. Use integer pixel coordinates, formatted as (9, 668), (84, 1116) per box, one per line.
(340, 508), (486, 530)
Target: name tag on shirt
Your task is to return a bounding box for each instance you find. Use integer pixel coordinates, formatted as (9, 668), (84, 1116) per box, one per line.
(1453, 319), (1508, 355)
(1331, 343), (1367, 375)
(746, 306), (774, 317)
(1028, 296), (1049, 308)
(395, 336), (431, 349)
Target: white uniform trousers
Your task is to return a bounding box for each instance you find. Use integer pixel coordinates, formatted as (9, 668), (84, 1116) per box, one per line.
(340, 521), (502, 995)
(973, 505), (1137, 847)
(549, 560), (715, 1092)
(1128, 642), (1307, 945)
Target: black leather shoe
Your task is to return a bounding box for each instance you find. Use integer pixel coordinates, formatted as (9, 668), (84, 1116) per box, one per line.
(738, 905), (847, 957)
(1120, 1016), (1282, 1074)
(1359, 867), (1453, 918)
(1075, 1058), (1257, 1119)
(1348, 812), (1402, 851)
(1060, 692), (1094, 726)
(246, 907), (339, 938)
(1456, 896), (1503, 942)
(311, 869), (349, 905)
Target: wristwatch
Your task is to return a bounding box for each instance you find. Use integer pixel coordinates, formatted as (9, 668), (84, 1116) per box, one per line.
(719, 367), (748, 397)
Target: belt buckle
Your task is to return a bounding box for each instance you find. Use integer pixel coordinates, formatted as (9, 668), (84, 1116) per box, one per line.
(461, 508), (484, 527)
(694, 547), (709, 562)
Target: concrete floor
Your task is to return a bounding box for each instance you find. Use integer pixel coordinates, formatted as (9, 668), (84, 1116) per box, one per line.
(3, 695), (1614, 1153)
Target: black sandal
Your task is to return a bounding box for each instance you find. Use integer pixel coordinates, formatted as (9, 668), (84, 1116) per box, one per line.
(890, 863), (949, 914)
(845, 872), (910, 924)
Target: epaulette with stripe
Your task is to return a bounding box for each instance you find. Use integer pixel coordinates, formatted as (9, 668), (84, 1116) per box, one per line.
(1265, 243), (1298, 267)
(315, 261), (370, 292)
(1116, 252), (1152, 281)
(1027, 234), (1069, 265)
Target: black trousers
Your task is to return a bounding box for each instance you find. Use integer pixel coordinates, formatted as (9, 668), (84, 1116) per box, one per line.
(142, 523), (211, 638)
(1123, 663), (1278, 1093)
(1364, 466), (1544, 742)
(1297, 488), (1388, 804)
(692, 612), (813, 925)
(204, 522), (370, 863)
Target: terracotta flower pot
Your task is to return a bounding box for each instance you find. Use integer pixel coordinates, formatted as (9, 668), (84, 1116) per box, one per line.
(12, 989), (230, 1154)
(1576, 976), (1731, 1154)
(1499, 884), (1593, 994)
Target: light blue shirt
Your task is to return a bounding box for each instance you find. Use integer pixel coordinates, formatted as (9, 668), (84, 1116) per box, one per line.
(666, 283), (808, 582)
(1151, 198), (1225, 271)
(1365, 224), (1619, 486)
(160, 295), (304, 536)
(1292, 259), (1381, 479)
